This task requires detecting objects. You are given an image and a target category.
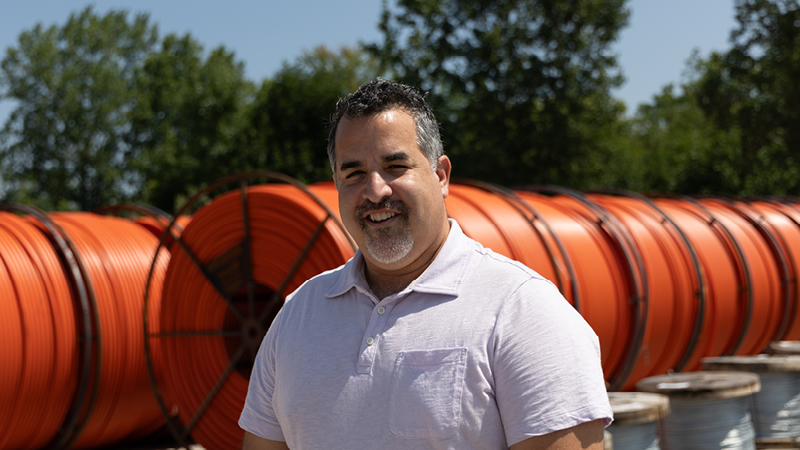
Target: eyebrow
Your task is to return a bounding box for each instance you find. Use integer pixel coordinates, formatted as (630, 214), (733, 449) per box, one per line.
(338, 152), (410, 172)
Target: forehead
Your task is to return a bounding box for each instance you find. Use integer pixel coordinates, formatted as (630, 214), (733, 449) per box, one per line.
(334, 109), (420, 160)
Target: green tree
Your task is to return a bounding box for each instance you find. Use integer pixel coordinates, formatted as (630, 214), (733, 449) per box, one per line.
(629, 82), (740, 194)
(368, 0), (630, 189)
(693, 0), (800, 195)
(240, 46), (380, 183)
(127, 33), (255, 211)
(0, 7), (157, 210)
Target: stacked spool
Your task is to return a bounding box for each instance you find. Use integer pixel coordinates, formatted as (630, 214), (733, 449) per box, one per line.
(703, 356), (800, 448)
(637, 371), (761, 450)
(607, 392), (670, 450)
(0, 208), (170, 449)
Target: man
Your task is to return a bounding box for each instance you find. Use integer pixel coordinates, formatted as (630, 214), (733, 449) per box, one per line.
(239, 79), (612, 449)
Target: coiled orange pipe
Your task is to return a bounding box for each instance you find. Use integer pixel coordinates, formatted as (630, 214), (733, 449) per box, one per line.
(0, 212), (77, 449)
(0, 209), (170, 449)
(49, 213), (169, 448)
(584, 193), (700, 390)
(515, 189), (641, 388)
(11, 174), (800, 449)
(151, 177), (355, 450)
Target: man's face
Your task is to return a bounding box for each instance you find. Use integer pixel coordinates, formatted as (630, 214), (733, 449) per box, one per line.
(334, 109), (450, 271)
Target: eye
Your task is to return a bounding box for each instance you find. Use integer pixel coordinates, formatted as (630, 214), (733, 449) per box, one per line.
(343, 170), (364, 181)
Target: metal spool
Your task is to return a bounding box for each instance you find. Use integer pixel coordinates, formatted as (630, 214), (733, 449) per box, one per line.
(143, 172), (356, 449)
(703, 355), (800, 446)
(637, 371), (761, 450)
(607, 392), (670, 450)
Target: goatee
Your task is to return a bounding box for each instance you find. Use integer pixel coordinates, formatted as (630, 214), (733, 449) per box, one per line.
(356, 199), (414, 264)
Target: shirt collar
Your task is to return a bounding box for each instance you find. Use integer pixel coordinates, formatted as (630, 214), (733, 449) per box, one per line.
(325, 219), (474, 299)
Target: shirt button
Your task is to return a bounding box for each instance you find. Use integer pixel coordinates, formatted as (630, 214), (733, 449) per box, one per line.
(366, 337), (375, 346)
(377, 306), (386, 315)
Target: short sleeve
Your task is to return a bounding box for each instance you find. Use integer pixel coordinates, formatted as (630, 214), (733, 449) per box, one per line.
(491, 278), (613, 446)
(238, 314), (286, 441)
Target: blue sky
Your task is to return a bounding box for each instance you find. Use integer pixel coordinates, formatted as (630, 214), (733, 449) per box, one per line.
(0, 0), (737, 123)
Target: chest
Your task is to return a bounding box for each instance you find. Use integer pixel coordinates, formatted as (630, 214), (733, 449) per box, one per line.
(270, 293), (499, 421)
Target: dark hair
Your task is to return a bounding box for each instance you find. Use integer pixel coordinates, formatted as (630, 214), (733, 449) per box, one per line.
(327, 79), (443, 174)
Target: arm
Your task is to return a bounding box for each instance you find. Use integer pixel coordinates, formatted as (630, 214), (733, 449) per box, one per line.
(509, 419), (605, 450)
(242, 431), (290, 450)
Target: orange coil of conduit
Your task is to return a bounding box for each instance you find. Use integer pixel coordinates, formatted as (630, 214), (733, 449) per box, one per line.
(698, 199), (784, 355)
(149, 174), (355, 450)
(749, 199), (800, 340)
(134, 215), (192, 251)
(585, 193), (701, 390)
(50, 212), (170, 448)
(515, 188), (641, 389)
(0, 211), (79, 449)
(0, 208), (170, 449)
(94, 202), (193, 248)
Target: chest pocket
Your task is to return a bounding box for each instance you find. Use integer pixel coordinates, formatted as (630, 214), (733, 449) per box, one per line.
(389, 347), (468, 439)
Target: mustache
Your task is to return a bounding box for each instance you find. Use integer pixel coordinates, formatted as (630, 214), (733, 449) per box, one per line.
(355, 199), (409, 218)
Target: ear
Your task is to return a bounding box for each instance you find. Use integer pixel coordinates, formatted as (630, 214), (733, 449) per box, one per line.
(436, 155), (451, 199)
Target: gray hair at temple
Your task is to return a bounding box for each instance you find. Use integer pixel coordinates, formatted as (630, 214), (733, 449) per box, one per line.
(327, 79), (444, 175)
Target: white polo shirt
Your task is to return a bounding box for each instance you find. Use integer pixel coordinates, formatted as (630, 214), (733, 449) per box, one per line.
(240, 220), (612, 449)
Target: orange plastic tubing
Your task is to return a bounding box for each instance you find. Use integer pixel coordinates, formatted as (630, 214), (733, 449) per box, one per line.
(50, 213), (169, 448)
(587, 194), (700, 390)
(0, 211), (170, 449)
(752, 199), (800, 340)
(513, 190), (635, 385)
(699, 200), (783, 355)
(157, 183), (354, 450)
(0, 212), (77, 449)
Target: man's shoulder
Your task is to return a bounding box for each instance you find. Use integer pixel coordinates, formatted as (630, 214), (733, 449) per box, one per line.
(285, 262), (350, 302)
(465, 237), (549, 284)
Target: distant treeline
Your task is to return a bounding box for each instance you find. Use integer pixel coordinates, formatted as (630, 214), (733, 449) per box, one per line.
(1, 0), (799, 212)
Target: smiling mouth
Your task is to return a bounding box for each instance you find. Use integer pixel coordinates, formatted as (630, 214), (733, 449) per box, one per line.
(368, 211), (397, 223)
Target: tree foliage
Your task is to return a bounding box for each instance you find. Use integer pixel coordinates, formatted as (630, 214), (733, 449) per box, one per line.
(368, 0), (630, 188)
(692, 0), (800, 194)
(630, 0), (800, 196)
(240, 46), (379, 183)
(629, 82), (740, 194)
(0, 6), (380, 211)
(127, 33), (255, 211)
(0, 6), (156, 210)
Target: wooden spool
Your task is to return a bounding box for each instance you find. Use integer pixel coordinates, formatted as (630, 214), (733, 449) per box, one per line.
(702, 356), (800, 449)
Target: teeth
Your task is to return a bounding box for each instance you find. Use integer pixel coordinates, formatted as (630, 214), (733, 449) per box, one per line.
(369, 212), (396, 222)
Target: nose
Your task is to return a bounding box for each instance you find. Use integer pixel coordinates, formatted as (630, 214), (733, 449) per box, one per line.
(363, 171), (392, 203)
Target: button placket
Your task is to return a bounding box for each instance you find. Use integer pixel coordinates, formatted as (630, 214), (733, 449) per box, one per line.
(356, 299), (397, 374)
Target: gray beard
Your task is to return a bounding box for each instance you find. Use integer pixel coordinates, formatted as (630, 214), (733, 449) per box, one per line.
(356, 199), (413, 264)
(363, 222), (414, 264)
